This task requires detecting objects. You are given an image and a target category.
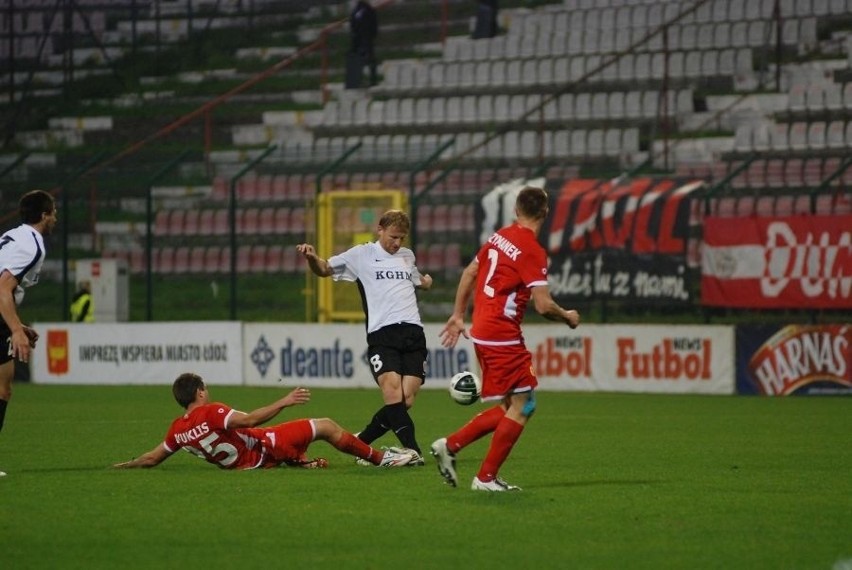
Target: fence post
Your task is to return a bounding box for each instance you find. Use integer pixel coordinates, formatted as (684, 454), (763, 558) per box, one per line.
(228, 145), (278, 319)
(407, 139), (455, 251)
(143, 150), (192, 321)
(61, 151), (109, 321)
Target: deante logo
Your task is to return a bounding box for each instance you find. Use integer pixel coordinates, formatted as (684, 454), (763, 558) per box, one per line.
(251, 335), (275, 377)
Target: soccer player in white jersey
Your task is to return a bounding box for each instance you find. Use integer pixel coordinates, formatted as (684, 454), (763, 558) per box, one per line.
(0, 190), (57, 477)
(297, 210), (432, 464)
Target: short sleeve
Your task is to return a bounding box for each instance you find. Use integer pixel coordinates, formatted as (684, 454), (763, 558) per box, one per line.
(328, 245), (362, 283)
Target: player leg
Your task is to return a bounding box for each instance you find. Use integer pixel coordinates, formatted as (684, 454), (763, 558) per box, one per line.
(354, 407), (390, 445)
(471, 344), (535, 491)
(312, 418), (414, 467)
(0, 359), (12, 433)
(471, 391), (531, 491)
(354, 337), (402, 446)
(0, 358), (12, 477)
(360, 335), (423, 456)
(376, 370), (421, 455)
(382, 327), (428, 459)
(446, 404), (506, 454)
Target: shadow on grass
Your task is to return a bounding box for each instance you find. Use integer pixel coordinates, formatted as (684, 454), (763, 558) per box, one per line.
(536, 479), (665, 489)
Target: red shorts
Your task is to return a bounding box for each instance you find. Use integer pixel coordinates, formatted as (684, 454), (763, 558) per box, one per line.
(251, 419), (316, 467)
(474, 342), (538, 401)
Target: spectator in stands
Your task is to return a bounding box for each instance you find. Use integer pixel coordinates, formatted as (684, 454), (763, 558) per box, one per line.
(113, 373), (418, 470)
(0, 190), (57, 477)
(472, 0), (499, 39)
(70, 280), (94, 322)
(347, 0), (379, 88)
(296, 210), (432, 465)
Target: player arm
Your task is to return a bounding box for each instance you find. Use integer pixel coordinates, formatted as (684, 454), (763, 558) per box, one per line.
(416, 272), (433, 291)
(451, 259), (478, 318)
(412, 263), (433, 291)
(113, 443), (172, 469)
(531, 285), (580, 328)
(295, 244), (334, 277)
(226, 387), (311, 429)
(0, 270), (30, 360)
(439, 260), (478, 348)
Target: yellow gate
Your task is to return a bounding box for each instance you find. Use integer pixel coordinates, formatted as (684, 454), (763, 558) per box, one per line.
(313, 189), (408, 322)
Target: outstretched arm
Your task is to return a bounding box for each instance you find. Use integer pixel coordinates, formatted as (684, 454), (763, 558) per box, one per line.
(227, 387), (312, 429)
(439, 260), (478, 348)
(114, 443), (172, 469)
(296, 244), (334, 277)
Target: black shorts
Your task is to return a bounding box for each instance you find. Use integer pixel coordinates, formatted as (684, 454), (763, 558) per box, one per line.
(0, 320), (12, 365)
(366, 323), (427, 384)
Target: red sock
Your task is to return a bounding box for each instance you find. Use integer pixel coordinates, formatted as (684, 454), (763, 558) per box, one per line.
(446, 405), (505, 454)
(336, 431), (383, 464)
(477, 416), (524, 482)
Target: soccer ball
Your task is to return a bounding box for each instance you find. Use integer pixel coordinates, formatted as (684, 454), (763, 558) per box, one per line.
(449, 371), (481, 405)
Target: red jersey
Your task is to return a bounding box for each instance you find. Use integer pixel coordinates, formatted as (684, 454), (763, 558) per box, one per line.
(470, 223), (549, 345)
(163, 403), (267, 470)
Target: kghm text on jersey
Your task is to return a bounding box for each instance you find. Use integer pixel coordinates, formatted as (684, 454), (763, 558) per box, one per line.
(374, 270), (412, 280)
(488, 233), (522, 260)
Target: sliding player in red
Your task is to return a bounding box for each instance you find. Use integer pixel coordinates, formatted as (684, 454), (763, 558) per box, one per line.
(115, 372), (417, 471)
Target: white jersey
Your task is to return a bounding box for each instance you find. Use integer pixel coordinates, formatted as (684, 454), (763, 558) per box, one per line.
(0, 224), (46, 305)
(328, 241), (424, 334)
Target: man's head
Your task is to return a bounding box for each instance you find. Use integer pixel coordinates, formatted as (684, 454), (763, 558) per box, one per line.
(173, 372), (207, 409)
(78, 280), (91, 293)
(376, 209), (410, 255)
(20, 190), (57, 235)
(515, 186), (549, 222)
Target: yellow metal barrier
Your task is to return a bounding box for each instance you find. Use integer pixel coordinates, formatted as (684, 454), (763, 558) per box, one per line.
(313, 189), (407, 323)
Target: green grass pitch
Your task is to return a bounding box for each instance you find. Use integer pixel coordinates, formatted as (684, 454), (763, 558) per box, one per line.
(2, 384), (850, 569)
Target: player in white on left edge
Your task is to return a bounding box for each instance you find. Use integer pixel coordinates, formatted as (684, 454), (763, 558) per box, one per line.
(0, 190), (57, 477)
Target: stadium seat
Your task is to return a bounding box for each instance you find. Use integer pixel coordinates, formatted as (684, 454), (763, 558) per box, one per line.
(204, 247), (223, 273)
(416, 204), (434, 235)
(182, 209), (200, 236)
(431, 204), (450, 234)
(173, 247), (190, 275)
(237, 176), (259, 202)
(263, 245), (282, 273)
(153, 210), (170, 237)
(189, 246), (206, 273)
(157, 247), (175, 274)
(248, 244), (267, 273)
(289, 207), (306, 236)
(774, 195), (795, 216)
(737, 195), (756, 216)
(281, 246), (299, 273)
(212, 209), (229, 236)
(254, 174), (274, 202)
(236, 245), (251, 273)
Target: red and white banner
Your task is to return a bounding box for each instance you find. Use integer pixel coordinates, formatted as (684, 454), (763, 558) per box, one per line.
(522, 324), (734, 394)
(702, 215), (852, 308)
